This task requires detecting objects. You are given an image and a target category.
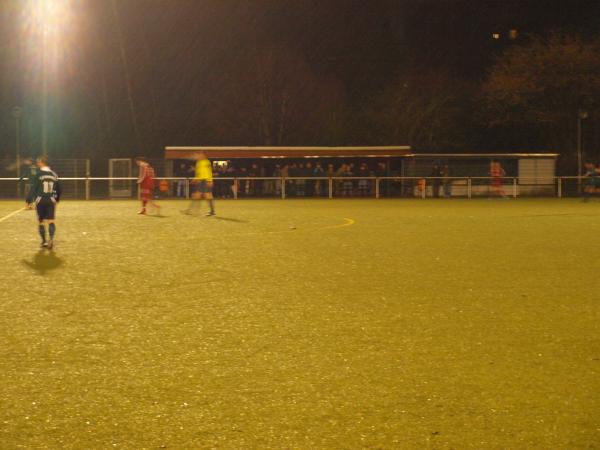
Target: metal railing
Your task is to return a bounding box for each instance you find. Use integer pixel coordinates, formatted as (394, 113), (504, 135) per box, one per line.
(0, 176), (589, 200)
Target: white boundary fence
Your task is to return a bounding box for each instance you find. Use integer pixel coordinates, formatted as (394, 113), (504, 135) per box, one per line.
(1, 158), (90, 200)
(0, 176), (589, 200)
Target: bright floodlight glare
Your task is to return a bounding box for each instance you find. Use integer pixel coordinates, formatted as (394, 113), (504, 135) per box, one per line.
(34, 0), (71, 34)
(33, 0), (74, 157)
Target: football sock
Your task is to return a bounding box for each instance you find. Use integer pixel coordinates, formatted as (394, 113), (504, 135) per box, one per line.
(209, 199), (215, 213)
(38, 225), (46, 242)
(49, 223), (56, 240)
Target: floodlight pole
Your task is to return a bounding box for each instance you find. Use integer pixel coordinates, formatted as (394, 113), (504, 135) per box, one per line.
(42, 15), (48, 158)
(13, 107), (22, 173)
(577, 109), (588, 193)
(12, 106), (23, 197)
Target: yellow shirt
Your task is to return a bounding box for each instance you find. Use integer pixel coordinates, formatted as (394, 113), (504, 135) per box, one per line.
(195, 159), (213, 181)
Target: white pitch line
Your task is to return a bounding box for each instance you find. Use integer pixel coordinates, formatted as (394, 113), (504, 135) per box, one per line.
(0, 207), (26, 224)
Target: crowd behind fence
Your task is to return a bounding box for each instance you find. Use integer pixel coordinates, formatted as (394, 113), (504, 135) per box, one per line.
(0, 176), (590, 200)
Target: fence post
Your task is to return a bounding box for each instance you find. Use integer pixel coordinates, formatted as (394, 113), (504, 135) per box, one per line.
(328, 177), (333, 199)
(513, 177), (517, 198)
(233, 178), (238, 199)
(375, 178), (380, 199)
(185, 178), (190, 199)
(421, 179), (426, 199)
(467, 178), (472, 199)
(282, 177), (286, 199)
(557, 177), (562, 198)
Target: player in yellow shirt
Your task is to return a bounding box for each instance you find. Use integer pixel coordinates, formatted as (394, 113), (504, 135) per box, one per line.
(183, 152), (215, 216)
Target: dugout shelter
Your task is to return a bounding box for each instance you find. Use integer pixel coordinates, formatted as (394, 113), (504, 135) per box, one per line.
(164, 146), (559, 198)
(165, 146), (557, 179)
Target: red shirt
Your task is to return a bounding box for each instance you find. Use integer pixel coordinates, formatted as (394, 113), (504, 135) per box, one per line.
(138, 163), (155, 189)
(490, 165), (505, 177)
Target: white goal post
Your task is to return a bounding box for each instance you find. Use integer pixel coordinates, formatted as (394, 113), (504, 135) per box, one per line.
(108, 158), (132, 198)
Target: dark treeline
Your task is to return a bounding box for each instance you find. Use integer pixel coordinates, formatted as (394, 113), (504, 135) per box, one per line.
(0, 0), (599, 172)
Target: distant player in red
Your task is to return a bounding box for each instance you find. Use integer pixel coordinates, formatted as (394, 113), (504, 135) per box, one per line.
(489, 161), (507, 197)
(135, 157), (160, 214)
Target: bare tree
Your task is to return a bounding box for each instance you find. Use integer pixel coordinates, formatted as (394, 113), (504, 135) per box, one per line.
(366, 71), (470, 150)
(481, 33), (600, 162)
(202, 45), (345, 145)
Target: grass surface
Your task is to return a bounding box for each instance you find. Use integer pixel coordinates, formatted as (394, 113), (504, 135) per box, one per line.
(1, 199), (599, 449)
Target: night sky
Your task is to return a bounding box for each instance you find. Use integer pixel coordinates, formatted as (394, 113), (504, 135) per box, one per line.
(0, 0), (598, 161)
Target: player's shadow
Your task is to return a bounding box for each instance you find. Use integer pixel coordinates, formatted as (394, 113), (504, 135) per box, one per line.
(213, 216), (248, 223)
(22, 250), (64, 275)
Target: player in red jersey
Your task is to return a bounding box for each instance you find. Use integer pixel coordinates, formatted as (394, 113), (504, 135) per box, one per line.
(489, 161), (507, 197)
(135, 157), (160, 214)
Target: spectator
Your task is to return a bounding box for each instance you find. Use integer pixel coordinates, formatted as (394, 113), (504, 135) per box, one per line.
(238, 166), (249, 196)
(280, 163), (290, 197)
(225, 164), (235, 198)
(214, 164), (229, 198)
(313, 162), (325, 196)
(342, 164), (354, 197)
(305, 162), (314, 196)
(375, 162), (387, 196)
(273, 164), (282, 197)
(259, 164), (269, 195)
(348, 162), (356, 194)
(327, 163), (335, 177)
(248, 163), (259, 196)
(175, 162), (191, 197)
(430, 164), (443, 198)
(335, 163), (346, 195)
(357, 162), (370, 196)
(296, 163), (306, 196)
(441, 165), (451, 198)
(288, 163), (298, 196)
(222, 165), (230, 195)
(212, 165), (221, 197)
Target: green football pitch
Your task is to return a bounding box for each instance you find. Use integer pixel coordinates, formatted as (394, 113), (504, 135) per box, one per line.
(1, 199), (599, 449)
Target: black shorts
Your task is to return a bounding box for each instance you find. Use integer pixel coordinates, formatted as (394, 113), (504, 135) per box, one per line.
(194, 180), (212, 194)
(36, 198), (56, 221)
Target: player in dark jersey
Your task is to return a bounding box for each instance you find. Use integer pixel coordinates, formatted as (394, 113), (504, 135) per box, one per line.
(32, 157), (61, 249)
(582, 161), (598, 202)
(18, 157), (38, 209)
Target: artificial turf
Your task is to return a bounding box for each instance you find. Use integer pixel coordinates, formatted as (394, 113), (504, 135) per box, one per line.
(1, 199), (599, 449)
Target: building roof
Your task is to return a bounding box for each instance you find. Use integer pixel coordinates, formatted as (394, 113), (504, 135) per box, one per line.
(403, 153), (559, 159)
(165, 146), (411, 159)
(165, 147), (558, 160)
